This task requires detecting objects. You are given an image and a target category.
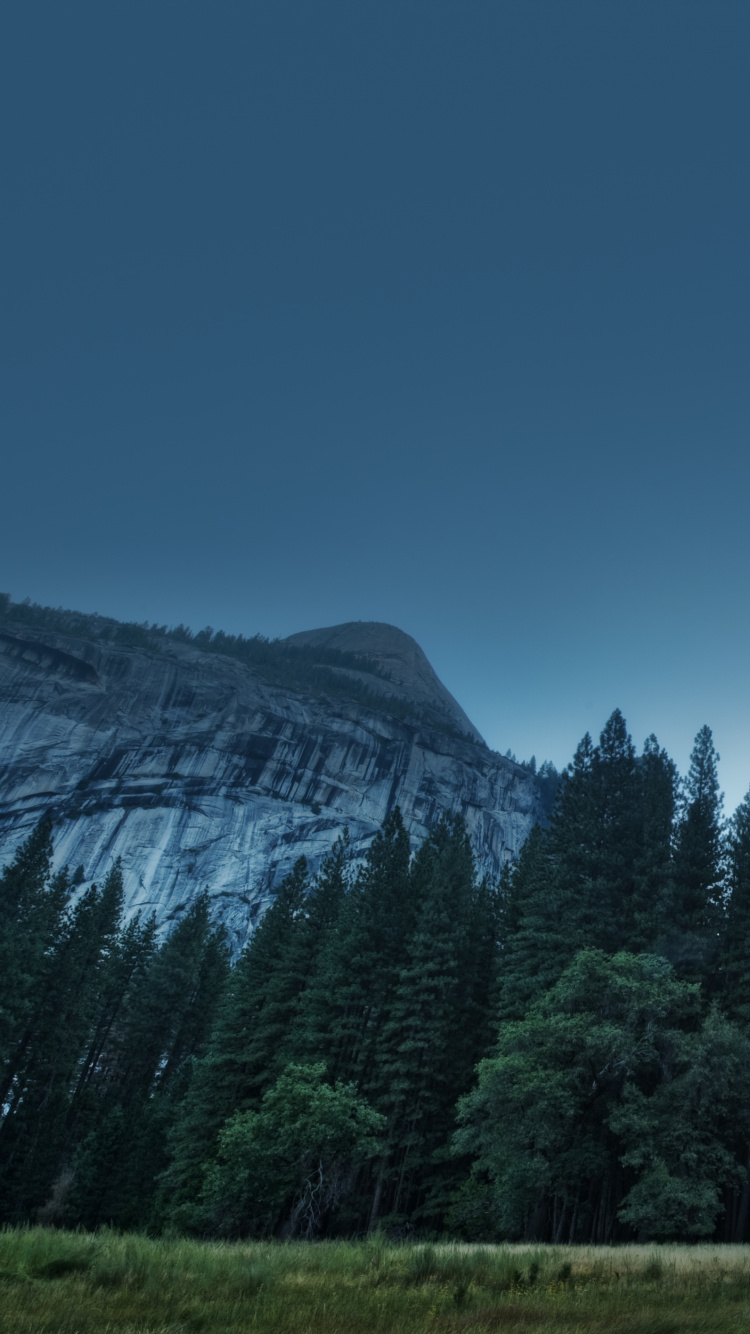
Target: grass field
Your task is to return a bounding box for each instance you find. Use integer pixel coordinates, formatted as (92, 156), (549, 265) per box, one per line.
(3, 1229), (750, 1332)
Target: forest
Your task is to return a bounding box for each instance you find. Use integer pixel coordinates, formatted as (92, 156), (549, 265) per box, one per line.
(2, 709), (750, 1245)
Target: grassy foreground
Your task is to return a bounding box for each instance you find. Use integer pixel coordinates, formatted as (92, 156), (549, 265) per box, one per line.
(3, 1230), (750, 1333)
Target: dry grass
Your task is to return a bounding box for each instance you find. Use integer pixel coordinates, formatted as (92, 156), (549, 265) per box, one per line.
(2, 1229), (750, 1332)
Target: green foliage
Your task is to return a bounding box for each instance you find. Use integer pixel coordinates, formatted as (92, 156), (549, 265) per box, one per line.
(669, 725), (725, 980)
(290, 810), (416, 1091)
(497, 713), (679, 1020)
(2, 704), (750, 1245)
(455, 949), (750, 1242)
(368, 817), (499, 1228)
(0, 817), (67, 1069)
(611, 1006), (750, 1238)
(0, 861), (127, 1221)
(158, 856), (320, 1231)
(0, 824), (229, 1231)
(68, 892), (229, 1230)
(722, 786), (750, 1021)
(201, 1063), (384, 1238)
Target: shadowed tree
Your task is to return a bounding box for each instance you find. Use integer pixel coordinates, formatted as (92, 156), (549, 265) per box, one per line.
(669, 725), (725, 983)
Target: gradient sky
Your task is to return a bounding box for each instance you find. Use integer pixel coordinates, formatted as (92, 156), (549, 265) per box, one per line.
(2, 2), (749, 809)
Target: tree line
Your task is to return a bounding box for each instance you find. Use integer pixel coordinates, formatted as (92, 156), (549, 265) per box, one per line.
(2, 709), (750, 1242)
(0, 594), (466, 737)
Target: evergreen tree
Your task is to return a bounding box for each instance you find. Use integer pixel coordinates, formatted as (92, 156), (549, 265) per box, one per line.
(0, 817), (69, 1069)
(670, 725), (725, 981)
(496, 822), (566, 1022)
(552, 710), (658, 955)
(158, 857), (315, 1230)
(69, 893), (229, 1230)
(67, 910), (159, 1127)
(631, 735), (679, 954)
(368, 817), (498, 1229)
(291, 809), (415, 1089)
(497, 715), (681, 1021)
(721, 788), (750, 1024)
(0, 863), (126, 1222)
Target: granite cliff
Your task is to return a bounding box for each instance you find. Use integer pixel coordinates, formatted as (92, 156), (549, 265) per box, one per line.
(0, 603), (541, 951)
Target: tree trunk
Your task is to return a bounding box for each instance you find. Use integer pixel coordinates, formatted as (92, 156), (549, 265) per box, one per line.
(735, 1147), (750, 1242)
(367, 1158), (387, 1234)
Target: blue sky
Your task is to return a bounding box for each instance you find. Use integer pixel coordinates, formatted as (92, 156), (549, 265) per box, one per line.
(2, 2), (749, 809)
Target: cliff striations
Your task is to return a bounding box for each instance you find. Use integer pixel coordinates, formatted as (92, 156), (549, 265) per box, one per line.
(0, 608), (541, 951)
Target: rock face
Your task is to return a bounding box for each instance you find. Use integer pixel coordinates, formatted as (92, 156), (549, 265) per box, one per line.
(282, 622), (485, 744)
(0, 616), (541, 952)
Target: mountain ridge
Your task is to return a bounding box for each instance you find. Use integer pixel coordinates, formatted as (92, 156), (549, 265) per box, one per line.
(282, 620), (486, 745)
(0, 596), (541, 950)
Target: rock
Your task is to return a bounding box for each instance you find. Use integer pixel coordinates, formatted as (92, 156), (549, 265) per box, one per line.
(0, 615), (541, 953)
(282, 622), (485, 744)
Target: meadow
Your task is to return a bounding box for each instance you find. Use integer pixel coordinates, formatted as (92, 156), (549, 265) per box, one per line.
(2, 1230), (750, 1333)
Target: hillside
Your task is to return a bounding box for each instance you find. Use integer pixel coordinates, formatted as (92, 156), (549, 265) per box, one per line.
(0, 596), (540, 950)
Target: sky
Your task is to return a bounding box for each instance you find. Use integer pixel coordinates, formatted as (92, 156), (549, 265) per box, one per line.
(2, 2), (749, 810)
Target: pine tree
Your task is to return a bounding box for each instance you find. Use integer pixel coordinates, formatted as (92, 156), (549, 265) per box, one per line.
(495, 728), (602, 1020)
(630, 736), (679, 954)
(496, 822), (567, 1022)
(368, 816), (498, 1228)
(291, 810), (415, 1089)
(0, 863), (126, 1222)
(69, 892), (229, 1230)
(721, 788), (750, 1024)
(158, 858), (315, 1230)
(670, 725), (725, 981)
(0, 817), (69, 1069)
(544, 710), (650, 956)
(67, 910), (159, 1127)
(497, 715), (682, 1022)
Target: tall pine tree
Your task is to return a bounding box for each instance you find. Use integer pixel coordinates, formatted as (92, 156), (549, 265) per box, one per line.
(721, 788), (750, 1024)
(368, 816), (498, 1229)
(670, 725), (725, 982)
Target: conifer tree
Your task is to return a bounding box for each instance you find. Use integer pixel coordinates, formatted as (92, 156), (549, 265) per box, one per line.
(497, 715), (682, 1021)
(367, 816), (497, 1228)
(0, 863), (126, 1222)
(721, 788), (750, 1024)
(292, 809), (415, 1089)
(543, 710), (655, 957)
(0, 817), (69, 1070)
(496, 822), (565, 1022)
(67, 910), (158, 1125)
(158, 857), (314, 1230)
(671, 725), (725, 981)
(630, 735), (679, 954)
(69, 893), (229, 1230)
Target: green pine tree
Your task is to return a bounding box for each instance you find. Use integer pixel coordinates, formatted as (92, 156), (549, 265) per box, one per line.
(720, 788), (750, 1024)
(69, 892), (229, 1230)
(670, 725), (725, 982)
(291, 810), (416, 1090)
(0, 817), (69, 1071)
(497, 715), (682, 1022)
(158, 858), (316, 1231)
(0, 862), (126, 1222)
(368, 816), (498, 1229)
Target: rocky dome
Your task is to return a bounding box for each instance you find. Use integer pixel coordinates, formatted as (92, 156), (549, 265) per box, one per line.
(282, 622), (485, 746)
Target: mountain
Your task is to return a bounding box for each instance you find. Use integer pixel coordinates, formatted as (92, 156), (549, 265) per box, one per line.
(0, 599), (541, 952)
(282, 621), (485, 744)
